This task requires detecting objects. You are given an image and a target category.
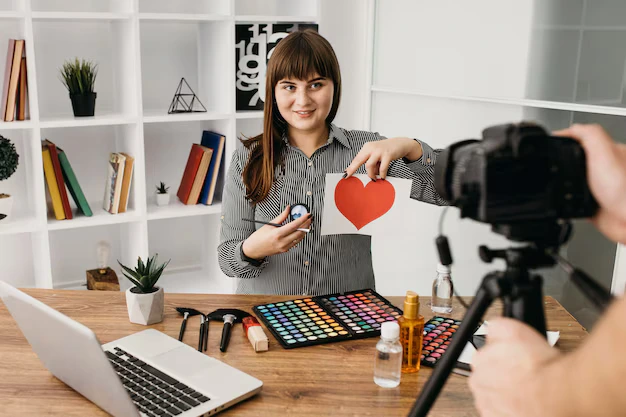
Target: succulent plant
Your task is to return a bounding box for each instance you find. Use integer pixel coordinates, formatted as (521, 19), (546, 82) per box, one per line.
(118, 254), (170, 294)
(156, 181), (169, 194)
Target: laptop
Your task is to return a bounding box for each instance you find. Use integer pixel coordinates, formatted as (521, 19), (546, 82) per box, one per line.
(0, 281), (263, 417)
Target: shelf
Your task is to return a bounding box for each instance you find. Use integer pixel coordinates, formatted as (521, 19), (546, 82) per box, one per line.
(0, 216), (39, 236)
(157, 267), (233, 294)
(0, 120), (35, 130)
(138, 13), (230, 22)
(235, 111), (264, 119)
(47, 205), (142, 231)
(39, 113), (137, 129)
(235, 15), (318, 22)
(142, 111), (231, 124)
(31, 12), (131, 21)
(147, 200), (222, 221)
(0, 11), (23, 19)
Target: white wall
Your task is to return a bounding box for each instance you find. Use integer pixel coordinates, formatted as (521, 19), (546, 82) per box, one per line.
(319, 0), (370, 130)
(369, 1), (536, 297)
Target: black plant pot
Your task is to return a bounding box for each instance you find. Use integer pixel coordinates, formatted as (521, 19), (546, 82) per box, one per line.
(70, 92), (97, 117)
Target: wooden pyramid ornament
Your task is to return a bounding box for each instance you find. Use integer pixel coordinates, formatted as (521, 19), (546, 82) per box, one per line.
(167, 77), (207, 114)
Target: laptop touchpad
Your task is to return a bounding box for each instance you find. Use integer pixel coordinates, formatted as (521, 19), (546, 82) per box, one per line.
(153, 346), (217, 379)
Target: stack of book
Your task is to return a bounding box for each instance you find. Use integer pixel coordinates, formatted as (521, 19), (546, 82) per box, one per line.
(1, 39), (28, 122)
(41, 139), (92, 220)
(103, 152), (135, 214)
(177, 131), (225, 206)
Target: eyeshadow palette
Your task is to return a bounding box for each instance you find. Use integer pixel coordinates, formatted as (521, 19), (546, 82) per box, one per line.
(252, 289), (403, 349)
(420, 316), (464, 368)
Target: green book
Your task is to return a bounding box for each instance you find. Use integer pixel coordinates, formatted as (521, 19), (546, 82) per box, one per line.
(57, 148), (93, 217)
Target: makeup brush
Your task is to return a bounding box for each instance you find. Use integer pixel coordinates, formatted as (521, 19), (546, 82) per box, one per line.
(207, 308), (251, 352)
(202, 314), (209, 352)
(175, 307), (203, 342)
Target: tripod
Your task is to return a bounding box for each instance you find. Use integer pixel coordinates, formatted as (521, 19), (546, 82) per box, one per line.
(408, 240), (614, 416)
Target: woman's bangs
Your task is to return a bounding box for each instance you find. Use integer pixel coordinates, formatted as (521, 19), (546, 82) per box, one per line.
(273, 38), (332, 83)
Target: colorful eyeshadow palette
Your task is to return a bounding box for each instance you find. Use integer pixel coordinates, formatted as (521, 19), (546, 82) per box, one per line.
(421, 316), (472, 370)
(252, 289), (403, 349)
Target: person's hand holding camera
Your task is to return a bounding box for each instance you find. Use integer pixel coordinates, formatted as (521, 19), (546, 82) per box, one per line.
(241, 206), (312, 260)
(468, 318), (572, 417)
(555, 123), (626, 244)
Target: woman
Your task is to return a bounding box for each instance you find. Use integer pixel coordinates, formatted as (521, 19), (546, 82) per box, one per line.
(219, 30), (448, 295)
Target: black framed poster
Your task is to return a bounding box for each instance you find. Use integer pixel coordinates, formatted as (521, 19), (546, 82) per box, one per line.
(235, 23), (318, 111)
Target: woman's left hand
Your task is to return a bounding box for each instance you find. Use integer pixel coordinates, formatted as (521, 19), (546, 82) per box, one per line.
(344, 137), (422, 180)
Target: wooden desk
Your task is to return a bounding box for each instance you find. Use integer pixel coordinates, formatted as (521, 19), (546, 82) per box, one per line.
(0, 290), (587, 417)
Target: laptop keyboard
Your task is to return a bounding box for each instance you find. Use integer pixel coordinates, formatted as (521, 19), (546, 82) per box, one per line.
(106, 347), (210, 417)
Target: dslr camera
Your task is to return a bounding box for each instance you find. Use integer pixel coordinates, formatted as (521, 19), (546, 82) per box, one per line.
(434, 122), (598, 243)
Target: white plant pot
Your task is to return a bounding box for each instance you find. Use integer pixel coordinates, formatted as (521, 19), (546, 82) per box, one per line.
(0, 194), (13, 221)
(156, 193), (170, 206)
(125, 286), (164, 325)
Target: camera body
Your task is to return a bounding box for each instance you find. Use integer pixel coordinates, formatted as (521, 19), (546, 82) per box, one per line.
(435, 123), (598, 226)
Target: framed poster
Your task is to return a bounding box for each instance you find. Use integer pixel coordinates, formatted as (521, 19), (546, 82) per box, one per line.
(235, 23), (318, 111)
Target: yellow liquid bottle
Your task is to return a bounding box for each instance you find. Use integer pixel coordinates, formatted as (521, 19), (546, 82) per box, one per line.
(399, 291), (425, 373)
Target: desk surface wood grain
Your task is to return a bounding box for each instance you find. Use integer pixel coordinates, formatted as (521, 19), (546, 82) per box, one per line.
(0, 290), (587, 417)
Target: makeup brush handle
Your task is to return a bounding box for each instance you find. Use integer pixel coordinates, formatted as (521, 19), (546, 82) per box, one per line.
(178, 319), (187, 341)
(220, 322), (233, 352)
(203, 320), (209, 352)
(198, 322), (204, 352)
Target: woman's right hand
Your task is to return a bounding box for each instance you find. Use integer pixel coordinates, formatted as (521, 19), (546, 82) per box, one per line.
(241, 206), (313, 260)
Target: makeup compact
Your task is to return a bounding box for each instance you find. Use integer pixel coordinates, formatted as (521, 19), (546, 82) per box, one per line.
(253, 289), (403, 349)
(289, 203), (310, 222)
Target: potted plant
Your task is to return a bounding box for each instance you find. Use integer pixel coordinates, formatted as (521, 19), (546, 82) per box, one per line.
(118, 254), (170, 325)
(155, 181), (170, 206)
(0, 134), (19, 221)
(59, 58), (98, 117)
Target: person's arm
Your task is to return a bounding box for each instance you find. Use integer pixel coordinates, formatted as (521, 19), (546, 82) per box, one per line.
(343, 134), (449, 206)
(217, 150), (267, 279)
(470, 296), (626, 417)
(218, 149), (313, 278)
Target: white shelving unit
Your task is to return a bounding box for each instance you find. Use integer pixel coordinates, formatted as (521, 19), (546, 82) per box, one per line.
(0, 0), (320, 293)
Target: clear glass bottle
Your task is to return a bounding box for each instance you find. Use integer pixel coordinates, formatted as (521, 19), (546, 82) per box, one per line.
(374, 321), (402, 388)
(431, 263), (453, 314)
(399, 291), (425, 373)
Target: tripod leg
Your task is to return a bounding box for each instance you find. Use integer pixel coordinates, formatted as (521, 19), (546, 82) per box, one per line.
(507, 274), (546, 337)
(408, 273), (499, 417)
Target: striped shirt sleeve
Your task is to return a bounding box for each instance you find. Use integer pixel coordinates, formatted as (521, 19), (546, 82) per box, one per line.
(217, 149), (268, 279)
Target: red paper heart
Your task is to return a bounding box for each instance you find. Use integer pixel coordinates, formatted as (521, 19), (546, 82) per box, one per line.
(334, 177), (396, 230)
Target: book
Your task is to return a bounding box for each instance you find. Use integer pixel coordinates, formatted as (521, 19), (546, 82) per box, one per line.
(117, 152), (134, 213)
(1, 39), (15, 122)
(16, 56), (26, 121)
(199, 131), (226, 205)
(43, 140), (72, 219)
(41, 145), (65, 220)
(57, 147), (93, 217)
(187, 146), (213, 205)
(103, 153), (126, 214)
(4, 39), (24, 122)
(176, 144), (205, 204)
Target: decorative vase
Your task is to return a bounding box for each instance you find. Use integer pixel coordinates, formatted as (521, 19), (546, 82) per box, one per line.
(0, 194), (13, 221)
(125, 286), (164, 325)
(156, 193), (170, 206)
(70, 92), (97, 117)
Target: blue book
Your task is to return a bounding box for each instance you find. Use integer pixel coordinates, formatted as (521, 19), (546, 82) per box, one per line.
(198, 131), (225, 205)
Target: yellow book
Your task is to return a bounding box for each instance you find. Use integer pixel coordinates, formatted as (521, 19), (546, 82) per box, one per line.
(117, 152), (134, 213)
(42, 146), (65, 220)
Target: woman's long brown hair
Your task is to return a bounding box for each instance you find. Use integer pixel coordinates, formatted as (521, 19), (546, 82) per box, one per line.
(241, 29), (342, 205)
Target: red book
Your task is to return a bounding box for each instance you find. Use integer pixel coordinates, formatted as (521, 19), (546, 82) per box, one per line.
(177, 144), (205, 204)
(43, 139), (73, 219)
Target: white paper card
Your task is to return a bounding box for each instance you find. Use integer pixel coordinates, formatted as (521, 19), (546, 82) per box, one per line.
(321, 174), (413, 236)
